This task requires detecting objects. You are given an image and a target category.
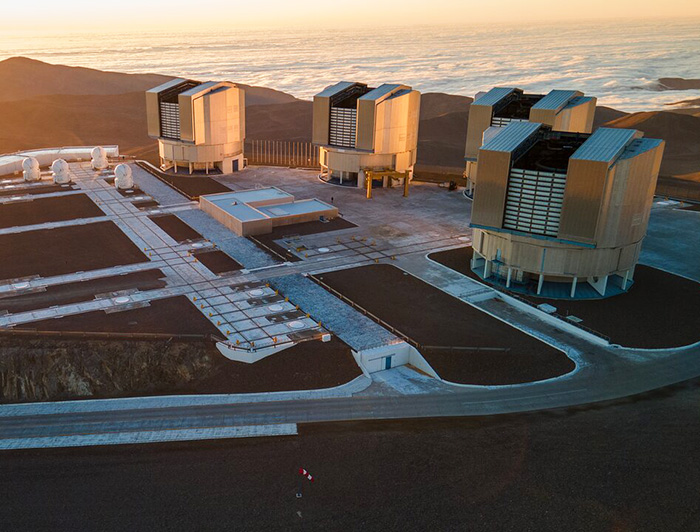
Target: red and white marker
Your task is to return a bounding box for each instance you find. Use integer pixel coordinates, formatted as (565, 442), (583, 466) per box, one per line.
(299, 468), (315, 482)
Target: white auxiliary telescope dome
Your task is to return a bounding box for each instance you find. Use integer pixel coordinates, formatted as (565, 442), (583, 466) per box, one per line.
(114, 163), (134, 190)
(51, 159), (71, 184)
(22, 157), (41, 182)
(91, 146), (108, 170)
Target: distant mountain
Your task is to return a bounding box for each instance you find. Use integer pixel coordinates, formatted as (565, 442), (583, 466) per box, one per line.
(593, 106), (628, 129)
(666, 97), (700, 109)
(0, 57), (300, 106)
(658, 78), (700, 90)
(419, 93), (472, 121)
(0, 92), (157, 161)
(603, 111), (700, 176)
(246, 101), (312, 141)
(0, 57), (170, 100)
(1, 58), (700, 191)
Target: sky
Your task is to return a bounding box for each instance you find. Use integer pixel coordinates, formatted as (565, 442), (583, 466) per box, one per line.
(3, 0), (700, 31)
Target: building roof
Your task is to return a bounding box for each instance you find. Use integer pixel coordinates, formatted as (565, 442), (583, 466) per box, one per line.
(571, 128), (638, 163)
(480, 121), (541, 152)
(179, 80), (221, 98)
(146, 78), (189, 94)
(359, 83), (404, 102)
(472, 87), (518, 107)
(315, 81), (359, 98)
(563, 96), (595, 110)
(532, 90), (581, 112)
(618, 137), (664, 160)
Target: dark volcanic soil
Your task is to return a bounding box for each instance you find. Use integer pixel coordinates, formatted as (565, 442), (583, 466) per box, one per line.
(429, 246), (700, 348)
(20, 296), (220, 337)
(148, 214), (203, 243)
(316, 264), (574, 385)
(0, 221), (148, 281)
(1, 379), (699, 531)
(0, 193), (104, 228)
(193, 250), (242, 275)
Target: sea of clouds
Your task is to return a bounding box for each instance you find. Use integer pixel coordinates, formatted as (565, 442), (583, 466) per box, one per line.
(2, 19), (699, 111)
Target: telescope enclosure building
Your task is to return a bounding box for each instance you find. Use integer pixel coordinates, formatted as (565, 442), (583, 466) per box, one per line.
(470, 122), (664, 299)
(146, 78), (245, 174)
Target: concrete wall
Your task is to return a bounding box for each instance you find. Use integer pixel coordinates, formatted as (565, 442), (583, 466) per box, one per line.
(354, 342), (439, 377)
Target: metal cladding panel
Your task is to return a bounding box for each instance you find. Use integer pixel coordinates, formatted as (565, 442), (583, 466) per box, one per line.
(470, 149), (512, 229)
(557, 96), (597, 133)
(315, 81), (357, 99)
(465, 104), (495, 160)
(557, 158), (609, 244)
(356, 98), (376, 151)
(312, 96), (331, 145)
(145, 91), (161, 138)
(239, 88), (246, 142)
(480, 121), (541, 153)
(531, 90), (581, 112)
(599, 139), (665, 248)
(571, 127), (637, 162)
(528, 107), (557, 128)
(472, 87), (518, 107)
(373, 89), (421, 154)
(178, 93), (195, 142)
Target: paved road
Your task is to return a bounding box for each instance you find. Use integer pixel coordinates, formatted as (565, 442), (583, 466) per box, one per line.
(2, 336), (698, 443)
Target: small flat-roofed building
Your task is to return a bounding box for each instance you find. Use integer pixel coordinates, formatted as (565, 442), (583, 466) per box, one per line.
(199, 187), (338, 236)
(312, 81), (421, 192)
(465, 88), (596, 194)
(470, 122), (664, 299)
(146, 78), (245, 174)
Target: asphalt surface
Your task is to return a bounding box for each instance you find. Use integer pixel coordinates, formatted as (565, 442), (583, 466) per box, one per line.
(2, 379), (700, 531)
(2, 332), (699, 441)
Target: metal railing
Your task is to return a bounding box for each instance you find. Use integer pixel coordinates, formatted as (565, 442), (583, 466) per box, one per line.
(245, 140), (319, 168)
(309, 275), (422, 350)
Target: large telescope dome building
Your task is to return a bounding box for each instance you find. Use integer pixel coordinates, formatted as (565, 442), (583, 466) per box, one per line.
(312, 82), (420, 193)
(469, 122), (664, 299)
(146, 78), (245, 174)
(465, 88), (596, 195)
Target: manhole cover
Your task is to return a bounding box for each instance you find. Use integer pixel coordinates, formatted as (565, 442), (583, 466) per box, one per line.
(13, 282), (30, 290)
(288, 320), (305, 329)
(318, 247), (330, 253)
(248, 289), (265, 297)
(268, 304), (284, 312)
(114, 296), (130, 304)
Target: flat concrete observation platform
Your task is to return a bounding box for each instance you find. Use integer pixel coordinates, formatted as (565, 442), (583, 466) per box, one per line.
(1, 157), (700, 452)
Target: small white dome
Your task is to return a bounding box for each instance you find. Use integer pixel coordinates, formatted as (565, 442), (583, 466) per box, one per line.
(91, 146), (108, 170)
(22, 157), (41, 182)
(22, 157), (39, 172)
(114, 163), (134, 190)
(52, 159), (71, 184)
(91, 146), (106, 160)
